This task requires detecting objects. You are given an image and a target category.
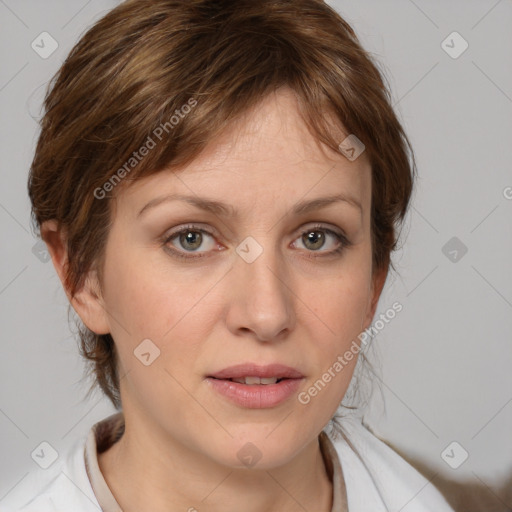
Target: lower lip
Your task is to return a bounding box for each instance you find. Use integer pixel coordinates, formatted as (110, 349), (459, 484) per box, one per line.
(205, 377), (304, 409)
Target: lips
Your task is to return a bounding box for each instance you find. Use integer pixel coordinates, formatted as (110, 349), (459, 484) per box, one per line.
(205, 363), (305, 408)
(208, 363), (304, 381)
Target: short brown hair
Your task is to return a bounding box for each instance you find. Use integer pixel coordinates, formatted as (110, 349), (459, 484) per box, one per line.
(29, 0), (415, 409)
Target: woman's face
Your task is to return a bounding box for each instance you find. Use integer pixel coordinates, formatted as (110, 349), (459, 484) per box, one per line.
(87, 88), (383, 469)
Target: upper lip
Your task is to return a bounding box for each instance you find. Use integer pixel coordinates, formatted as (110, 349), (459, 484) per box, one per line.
(208, 363), (304, 380)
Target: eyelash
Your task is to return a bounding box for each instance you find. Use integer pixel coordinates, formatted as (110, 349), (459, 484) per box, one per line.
(161, 223), (352, 261)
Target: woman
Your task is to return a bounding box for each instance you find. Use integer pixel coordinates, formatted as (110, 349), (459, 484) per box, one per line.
(3, 0), (455, 510)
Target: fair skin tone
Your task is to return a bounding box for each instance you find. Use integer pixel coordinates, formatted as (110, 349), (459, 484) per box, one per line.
(43, 88), (386, 512)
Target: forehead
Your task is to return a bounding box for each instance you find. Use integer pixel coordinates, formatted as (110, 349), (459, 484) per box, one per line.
(116, 88), (371, 218)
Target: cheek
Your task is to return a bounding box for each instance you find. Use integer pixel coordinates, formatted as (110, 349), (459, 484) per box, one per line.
(103, 265), (220, 414)
(308, 260), (373, 340)
(299, 274), (372, 419)
(101, 241), (220, 342)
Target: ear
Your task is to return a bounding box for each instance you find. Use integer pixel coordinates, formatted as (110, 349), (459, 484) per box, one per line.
(41, 220), (110, 335)
(362, 265), (388, 329)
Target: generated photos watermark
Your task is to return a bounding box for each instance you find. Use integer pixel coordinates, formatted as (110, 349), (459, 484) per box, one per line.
(298, 301), (403, 405)
(93, 98), (198, 200)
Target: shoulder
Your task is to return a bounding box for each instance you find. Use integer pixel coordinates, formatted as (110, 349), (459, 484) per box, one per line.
(325, 416), (456, 512)
(0, 436), (100, 512)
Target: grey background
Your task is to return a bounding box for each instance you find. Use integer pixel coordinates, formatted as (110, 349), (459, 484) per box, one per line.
(1, 0), (511, 509)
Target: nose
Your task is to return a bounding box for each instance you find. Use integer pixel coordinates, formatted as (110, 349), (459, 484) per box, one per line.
(225, 241), (296, 342)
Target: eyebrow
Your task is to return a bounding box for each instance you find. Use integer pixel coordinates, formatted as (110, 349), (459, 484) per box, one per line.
(136, 192), (362, 219)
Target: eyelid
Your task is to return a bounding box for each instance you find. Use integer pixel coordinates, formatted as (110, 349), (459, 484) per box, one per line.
(163, 221), (347, 240)
(161, 222), (351, 260)
(293, 223), (352, 253)
(161, 224), (219, 259)
(299, 222), (347, 239)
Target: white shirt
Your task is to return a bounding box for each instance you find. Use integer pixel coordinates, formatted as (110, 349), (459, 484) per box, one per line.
(0, 412), (455, 512)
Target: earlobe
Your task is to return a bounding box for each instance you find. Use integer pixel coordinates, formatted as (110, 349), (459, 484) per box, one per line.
(40, 220), (111, 335)
(71, 272), (111, 335)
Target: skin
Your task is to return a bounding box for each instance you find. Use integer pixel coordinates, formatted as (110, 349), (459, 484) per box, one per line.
(43, 87), (387, 512)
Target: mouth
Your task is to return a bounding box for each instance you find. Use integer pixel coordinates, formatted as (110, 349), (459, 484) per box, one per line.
(205, 376), (304, 409)
(207, 363), (304, 382)
(205, 363), (305, 408)
(209, 376), (288, 385)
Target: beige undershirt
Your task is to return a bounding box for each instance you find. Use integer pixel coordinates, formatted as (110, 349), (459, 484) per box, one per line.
(84, 412), (348, 512)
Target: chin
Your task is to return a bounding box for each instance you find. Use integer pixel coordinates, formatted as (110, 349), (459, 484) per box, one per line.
(206, 431), (306, 471)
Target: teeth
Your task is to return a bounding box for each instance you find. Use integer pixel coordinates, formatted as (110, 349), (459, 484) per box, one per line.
(232, 376), (279, 385)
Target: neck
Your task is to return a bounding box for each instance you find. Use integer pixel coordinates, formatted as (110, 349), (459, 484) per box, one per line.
(98, 413), (333, 512)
